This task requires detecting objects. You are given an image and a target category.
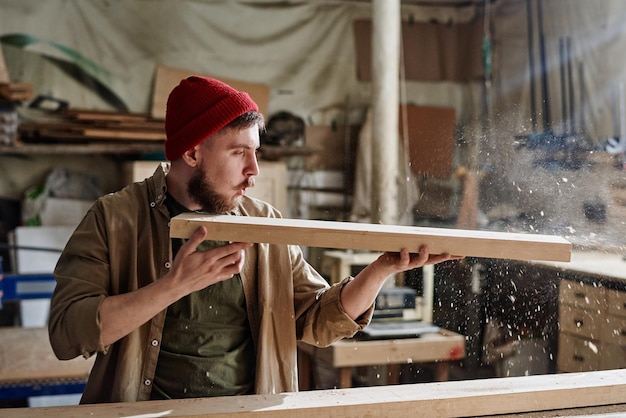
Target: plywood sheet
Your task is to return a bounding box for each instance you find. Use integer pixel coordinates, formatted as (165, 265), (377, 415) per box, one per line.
(401, 104), (456, 179)
(170, 214), (571, 262)
(151, 65), (270, 119)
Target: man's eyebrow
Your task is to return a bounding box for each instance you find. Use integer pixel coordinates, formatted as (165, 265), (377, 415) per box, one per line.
(228, 143), (259, 150)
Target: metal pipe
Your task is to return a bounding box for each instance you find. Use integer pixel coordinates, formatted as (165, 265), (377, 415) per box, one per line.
(566, 37), (576, 133)
(537, 0), (551, 133)
(559, 37), (569, 135)
(526, 0), (537, 131)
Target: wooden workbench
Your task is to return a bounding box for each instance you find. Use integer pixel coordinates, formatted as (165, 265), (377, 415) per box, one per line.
(0, 327), (94, 398)
(298, 328), (465, 389)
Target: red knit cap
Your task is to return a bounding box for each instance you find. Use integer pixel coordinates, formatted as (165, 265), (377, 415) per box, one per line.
(164, 76), (259, 161)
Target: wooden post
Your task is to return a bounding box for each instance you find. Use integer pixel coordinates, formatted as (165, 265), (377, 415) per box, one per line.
(371, 0), (400, 225)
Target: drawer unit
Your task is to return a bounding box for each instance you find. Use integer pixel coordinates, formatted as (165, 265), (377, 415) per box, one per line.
(602, 315), (626, 346)
(558, 279), (626, 372)
(559, 303), (603, 340)
(559, 280), (605, 311)
(558, 333), (601, 372)
(601, 343), (626, 370)
(607, 288), (626, 318)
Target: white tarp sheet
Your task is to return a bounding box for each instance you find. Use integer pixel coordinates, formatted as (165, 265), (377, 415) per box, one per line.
(1, 0), (626, 233)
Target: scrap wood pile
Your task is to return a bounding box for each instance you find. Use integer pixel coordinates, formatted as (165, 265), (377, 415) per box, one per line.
(17, 108), (165, 145)
(0, 82), (33, 102)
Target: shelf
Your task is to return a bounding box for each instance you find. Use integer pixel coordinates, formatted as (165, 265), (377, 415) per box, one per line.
(0, 142), (165, 155)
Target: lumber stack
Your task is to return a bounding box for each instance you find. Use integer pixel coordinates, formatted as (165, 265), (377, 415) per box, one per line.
(0, 82), (34, 101)
(17, 108), (165, 145)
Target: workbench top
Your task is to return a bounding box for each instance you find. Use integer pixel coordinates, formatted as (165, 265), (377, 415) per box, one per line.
(0, 327), (94, 384)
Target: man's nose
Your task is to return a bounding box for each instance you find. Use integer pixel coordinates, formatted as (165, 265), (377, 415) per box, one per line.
(246, 154), (260, 176)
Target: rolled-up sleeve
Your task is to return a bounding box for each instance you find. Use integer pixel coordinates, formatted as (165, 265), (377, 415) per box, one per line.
(291, 245), (374, 347)
(48, 207), (110, 360)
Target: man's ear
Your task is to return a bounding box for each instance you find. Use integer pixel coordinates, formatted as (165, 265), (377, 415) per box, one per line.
(181, 145), (200, 167)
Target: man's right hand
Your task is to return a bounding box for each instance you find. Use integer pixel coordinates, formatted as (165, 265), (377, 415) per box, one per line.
(168, 226), (252, 294)
(99, 226), (251, 346)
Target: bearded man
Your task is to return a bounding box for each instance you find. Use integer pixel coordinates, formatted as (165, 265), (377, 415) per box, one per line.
(48, 76), (457, 404)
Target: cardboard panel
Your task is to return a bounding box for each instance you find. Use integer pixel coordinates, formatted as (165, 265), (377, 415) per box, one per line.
(151, 65), (270, 119)
(401, 104), (456, 179)
(354, 19), (484, 82)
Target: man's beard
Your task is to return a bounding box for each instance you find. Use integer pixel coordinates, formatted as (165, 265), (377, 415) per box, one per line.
(187, 166), (254, 214)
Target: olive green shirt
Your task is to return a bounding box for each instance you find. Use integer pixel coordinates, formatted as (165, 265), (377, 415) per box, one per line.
(49, 163), (373, 404)
(152, 194), (255, 399)
(152, 269), (255, 399)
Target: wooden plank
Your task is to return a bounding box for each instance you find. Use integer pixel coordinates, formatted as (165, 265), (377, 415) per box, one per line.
(81, 128), (165, 141)
(298, 329), (465, 369)
(170, 214), (572, 262)
(18, 115), (166, 143)
(64, 109), (153, 122)
(1, 370), (624, 417)
(330, 330), (465, 367)
(0, 82), (33, 101)
(0, 327), (94, 384)
(101, 120), (165, 131)
(32, 127), (165, 142)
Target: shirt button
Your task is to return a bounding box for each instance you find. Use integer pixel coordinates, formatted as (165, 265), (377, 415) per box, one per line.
(151, 339), (159, 347)
(144, 379), (152, 386)
(150, 201), (156, 208)
(164, 262), (171, 269)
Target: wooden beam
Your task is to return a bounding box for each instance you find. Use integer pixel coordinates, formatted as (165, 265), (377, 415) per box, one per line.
(1, 370), (624, 417)
(170, 214), (572, 262)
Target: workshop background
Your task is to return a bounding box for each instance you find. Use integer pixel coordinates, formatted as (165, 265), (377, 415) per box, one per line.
(0, 0), (625, 406)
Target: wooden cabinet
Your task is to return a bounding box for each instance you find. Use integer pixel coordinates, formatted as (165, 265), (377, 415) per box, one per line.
(558, 279), (626, 372)
(123, 160), (288, 215)
(246, 161), (288, 215)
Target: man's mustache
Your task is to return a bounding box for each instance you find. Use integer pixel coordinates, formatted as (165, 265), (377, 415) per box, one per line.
(238, 177), (255, 189)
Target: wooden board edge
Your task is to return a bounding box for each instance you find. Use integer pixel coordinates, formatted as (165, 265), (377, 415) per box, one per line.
(1, 370), (624, 417)
(170, 214), (572, 262)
